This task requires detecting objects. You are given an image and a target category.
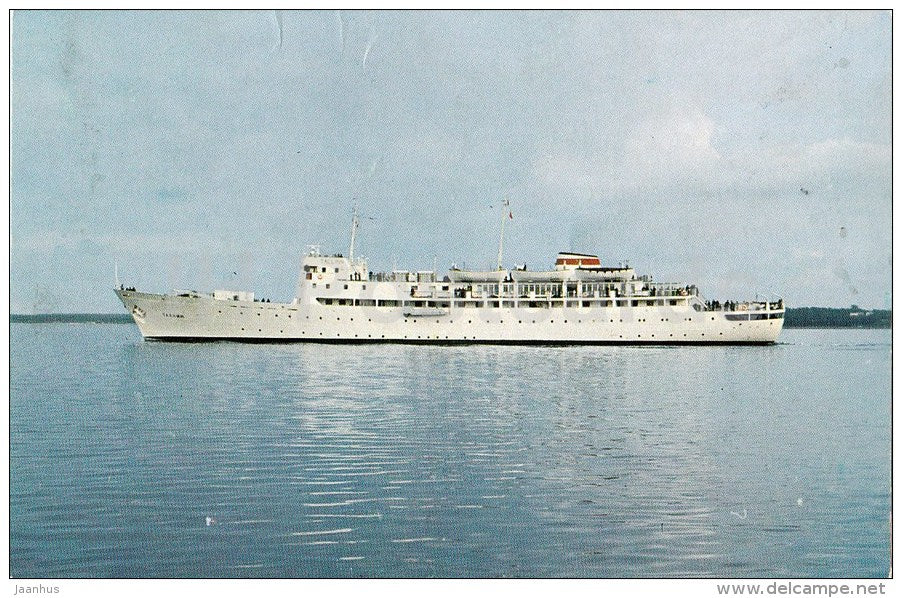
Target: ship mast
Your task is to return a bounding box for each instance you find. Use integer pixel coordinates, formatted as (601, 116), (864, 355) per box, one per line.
(348, 204), (360, 263)
(496, 199), (510, 270)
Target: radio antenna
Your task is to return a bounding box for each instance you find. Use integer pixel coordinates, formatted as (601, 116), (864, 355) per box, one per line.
(496, 199), (511, 270)
(348, 204), (360, 262)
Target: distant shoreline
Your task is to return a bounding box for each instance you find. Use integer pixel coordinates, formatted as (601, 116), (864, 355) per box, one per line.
(11, 313), (133, 324)
(10, 310), (892, 329)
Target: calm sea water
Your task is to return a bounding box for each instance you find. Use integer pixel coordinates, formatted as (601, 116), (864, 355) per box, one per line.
(10, 324), (890, 578)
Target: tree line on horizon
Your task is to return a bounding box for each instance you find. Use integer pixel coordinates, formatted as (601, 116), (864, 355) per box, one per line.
(783, 306), (891, 328)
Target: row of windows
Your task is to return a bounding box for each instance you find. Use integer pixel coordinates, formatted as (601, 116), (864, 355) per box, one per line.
(311, 283), (368, 290)
(226, 329), (765, 340)
(304, 265), (341, 274)
(313, 297), (685, 308)
(725, 312), (784, 321)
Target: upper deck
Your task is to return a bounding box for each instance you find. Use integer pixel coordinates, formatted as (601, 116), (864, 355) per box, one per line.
(293, 249), (783, 316)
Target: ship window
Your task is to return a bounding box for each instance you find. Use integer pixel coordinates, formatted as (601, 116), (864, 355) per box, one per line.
(344, 284), (348, 289)
(312, 283), (317, 288)
(306, 273), (312, 280)
(326, 284), (331, 289)
(335, 268), (339, 273)
(321, 267), (326, 273)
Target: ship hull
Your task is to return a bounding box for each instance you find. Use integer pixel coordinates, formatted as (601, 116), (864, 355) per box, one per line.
(116, 289), (784, 344)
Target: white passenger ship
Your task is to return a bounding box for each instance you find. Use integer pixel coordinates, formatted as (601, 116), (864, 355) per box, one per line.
(116, 211), (784, 344)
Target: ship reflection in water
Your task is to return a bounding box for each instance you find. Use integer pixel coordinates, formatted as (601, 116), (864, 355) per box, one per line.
(9, 325), (890, 577)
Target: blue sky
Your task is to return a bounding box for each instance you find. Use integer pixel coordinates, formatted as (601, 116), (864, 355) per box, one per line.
(11, 10), (891, 312)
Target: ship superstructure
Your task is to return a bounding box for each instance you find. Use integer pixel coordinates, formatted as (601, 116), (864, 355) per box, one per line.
(115, 212), (784, 344)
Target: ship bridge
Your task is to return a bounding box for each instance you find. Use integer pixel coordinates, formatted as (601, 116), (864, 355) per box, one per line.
(295, 246), (369, 297)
